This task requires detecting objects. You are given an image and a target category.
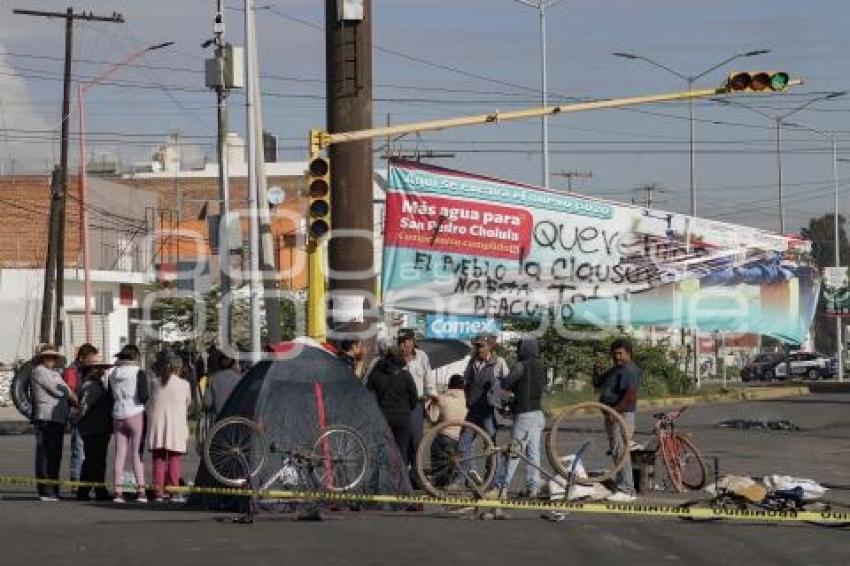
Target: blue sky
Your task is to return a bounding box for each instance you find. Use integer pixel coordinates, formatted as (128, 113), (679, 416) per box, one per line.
(1, 0), (848, 234)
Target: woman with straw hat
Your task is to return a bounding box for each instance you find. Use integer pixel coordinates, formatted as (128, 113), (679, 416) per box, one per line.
(30, 345), (77, 501)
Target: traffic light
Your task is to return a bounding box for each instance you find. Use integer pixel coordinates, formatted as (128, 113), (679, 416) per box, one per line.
(307, 155), (331, 241)
(724, 71), (790, 93)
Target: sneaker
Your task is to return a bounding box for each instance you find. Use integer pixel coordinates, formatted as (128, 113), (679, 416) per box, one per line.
(39, 496), (59, 502)
(113, 496), (126, 504)
(135, 495), (148, 504)
(606, 491), (637, 503)
(170, 495), (187, 504)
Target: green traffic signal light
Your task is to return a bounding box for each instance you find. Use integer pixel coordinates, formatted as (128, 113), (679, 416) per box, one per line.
(770, 72), (789, 91)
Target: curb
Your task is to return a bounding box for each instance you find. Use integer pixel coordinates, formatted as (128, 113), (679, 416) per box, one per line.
(548, 386), (810, 414)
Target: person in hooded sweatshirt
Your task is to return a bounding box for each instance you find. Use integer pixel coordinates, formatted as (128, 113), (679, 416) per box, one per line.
(367, 346), (418, 463)
(108, 346), (148, 503)
(490, 336), (547, 502)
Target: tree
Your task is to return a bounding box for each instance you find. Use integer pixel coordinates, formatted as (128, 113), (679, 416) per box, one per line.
(801, 213), (850, 354)
(150, 285), (301, 351)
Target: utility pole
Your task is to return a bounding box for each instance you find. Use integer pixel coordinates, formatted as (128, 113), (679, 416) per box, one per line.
(631, 183), (665, 208)
(325, 0), (375, 344)
(14, 7), (123, 346)
(551, 170), (592, 193)
(205, 1), (241, 344)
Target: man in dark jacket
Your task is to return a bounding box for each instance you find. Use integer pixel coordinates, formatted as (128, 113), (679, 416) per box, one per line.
(592, 338), (641, 502)
(462, 333), (507, 439)
(367, 347), (418, 463)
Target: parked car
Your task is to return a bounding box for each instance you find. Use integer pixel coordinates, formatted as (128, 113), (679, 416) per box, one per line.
(772, 352), (837, 380)
(741, 353), (784, 381)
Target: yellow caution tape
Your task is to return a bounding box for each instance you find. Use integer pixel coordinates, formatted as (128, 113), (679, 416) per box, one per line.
(1, 475), (847, 525)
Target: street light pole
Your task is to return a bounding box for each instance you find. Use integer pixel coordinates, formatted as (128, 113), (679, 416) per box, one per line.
(786, 121), (843, 382)
(511, 0), (565, 188)
(714, 91), (846, 233)
(78, 41), (173, 342)
(612, 49), (769, 389)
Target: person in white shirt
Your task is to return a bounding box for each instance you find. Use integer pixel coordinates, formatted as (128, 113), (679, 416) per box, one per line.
(397, 329), (435, 472)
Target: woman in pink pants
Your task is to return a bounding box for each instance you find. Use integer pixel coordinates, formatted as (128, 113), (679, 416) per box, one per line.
(108, 347), (148, 503)
(147, 353), (192, 502)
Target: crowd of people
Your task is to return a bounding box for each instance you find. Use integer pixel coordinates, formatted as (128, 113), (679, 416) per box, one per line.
(26, 330), (641, 510)
(28, 342), (242, 503)
(355, 329), (641, 509)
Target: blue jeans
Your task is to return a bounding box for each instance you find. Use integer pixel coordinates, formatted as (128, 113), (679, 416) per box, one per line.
(606, 411), (635, 495)
(457, 409), (497, 487)
(494, 410), (545, 494)
(69, 425), (84, 482)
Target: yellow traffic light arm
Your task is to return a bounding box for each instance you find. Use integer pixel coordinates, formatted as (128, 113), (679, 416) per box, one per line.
(311, 79), (802, 150)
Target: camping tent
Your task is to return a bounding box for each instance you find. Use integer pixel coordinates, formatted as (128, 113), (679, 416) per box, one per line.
(191, 339), (411, 510)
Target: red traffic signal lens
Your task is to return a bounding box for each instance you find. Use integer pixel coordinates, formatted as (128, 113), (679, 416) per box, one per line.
(309, 179), (329, 198)
(309, 157), (329, 177)
(728, 72), (751, 91)
(309, 219), (330, 238)
(310, 200), (329, 218)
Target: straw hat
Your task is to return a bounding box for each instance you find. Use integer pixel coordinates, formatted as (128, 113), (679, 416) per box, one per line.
(35, 345), (66, 365)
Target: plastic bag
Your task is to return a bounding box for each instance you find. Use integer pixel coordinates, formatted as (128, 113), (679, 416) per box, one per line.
(763, 475), (827, 501)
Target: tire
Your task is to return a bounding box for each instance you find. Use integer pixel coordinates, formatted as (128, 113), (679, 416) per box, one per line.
(416, 420), (496, 499)
(547, 402), (628, 486)
(10, 362), (34, 421)
(203, 416), (268, 487)
(310, 425), (370, 492)
(660, 435), (685, 492)
(806, 369), (820, 381)
(674, 434), (708, 490)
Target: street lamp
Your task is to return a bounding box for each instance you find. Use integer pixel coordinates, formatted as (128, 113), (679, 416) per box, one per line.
(510, 0), (565, 188)
(785, 121), (843, 382)
(77, 41), (173, 342)
(612, 49), (770, 216)
(713, 91), (846, 233)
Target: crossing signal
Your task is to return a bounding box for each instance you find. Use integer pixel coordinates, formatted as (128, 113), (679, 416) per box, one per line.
(308, 155), (331, 241)
(725, 71), (790, 93)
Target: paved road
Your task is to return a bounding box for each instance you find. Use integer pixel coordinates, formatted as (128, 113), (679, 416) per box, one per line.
(0, 393), (848, 566)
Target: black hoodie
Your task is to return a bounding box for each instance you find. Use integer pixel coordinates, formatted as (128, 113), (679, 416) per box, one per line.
(367, 357), (418, 424)
(502, 337), (546, 414)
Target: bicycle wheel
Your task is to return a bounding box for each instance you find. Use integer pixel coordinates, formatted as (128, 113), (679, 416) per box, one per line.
(416, 421), (497, 499)
(547, 402), (628, 486)
(310, 425), (370, 492)
(195, 411), (215, 456)
(660, 435), (685, 492)
(203, 416), (268, 487)
(676, 434), (707, 490)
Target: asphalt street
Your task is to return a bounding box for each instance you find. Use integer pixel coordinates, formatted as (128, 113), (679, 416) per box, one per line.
(0, 393), (849, 566)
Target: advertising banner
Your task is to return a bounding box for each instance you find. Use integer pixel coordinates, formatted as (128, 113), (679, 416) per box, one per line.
(424, 315), (502, 340)
(382, 159), (819, 343)
(823, 266), (850, 316)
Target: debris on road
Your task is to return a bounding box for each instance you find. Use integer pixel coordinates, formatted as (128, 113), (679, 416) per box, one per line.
(716, 418), (800, 431)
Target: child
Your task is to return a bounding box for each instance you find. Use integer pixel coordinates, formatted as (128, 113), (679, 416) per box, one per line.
(430, 374), (467, 487)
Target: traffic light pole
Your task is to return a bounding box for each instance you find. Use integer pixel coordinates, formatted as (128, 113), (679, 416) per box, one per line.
(312, 80), (802, 150)
(307, 79), (802, 346)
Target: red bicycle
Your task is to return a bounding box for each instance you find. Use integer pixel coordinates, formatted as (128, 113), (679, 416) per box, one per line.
(649, 407), (707, 492)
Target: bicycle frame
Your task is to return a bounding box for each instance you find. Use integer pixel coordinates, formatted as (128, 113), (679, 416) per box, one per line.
(492, 440), (590, 494)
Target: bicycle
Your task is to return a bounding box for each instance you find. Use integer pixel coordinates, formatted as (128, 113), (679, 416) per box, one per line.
(415, 402), (628, 499)
(645, 406), (707, 492)
(203, 416), (370, 494)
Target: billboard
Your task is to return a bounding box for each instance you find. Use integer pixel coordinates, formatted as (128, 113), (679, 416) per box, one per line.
(823, 266), (850, 316)
(381, 159), (819, 344)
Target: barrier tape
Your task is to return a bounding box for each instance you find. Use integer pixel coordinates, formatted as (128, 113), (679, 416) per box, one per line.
(1, 475), (848, 525)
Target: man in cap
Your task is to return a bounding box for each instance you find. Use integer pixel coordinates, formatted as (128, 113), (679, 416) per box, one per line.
(462, 332), (508, 440)
(62, 343), (98, 482)
(30, 345), (78, 501)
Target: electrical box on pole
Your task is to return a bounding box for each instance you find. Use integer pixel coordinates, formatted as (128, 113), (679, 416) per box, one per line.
(336, 0), (364, 21)
(205, 45), (244, 89)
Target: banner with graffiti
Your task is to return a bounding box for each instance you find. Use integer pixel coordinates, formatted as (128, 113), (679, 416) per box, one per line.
(381, 159), (820, 343)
